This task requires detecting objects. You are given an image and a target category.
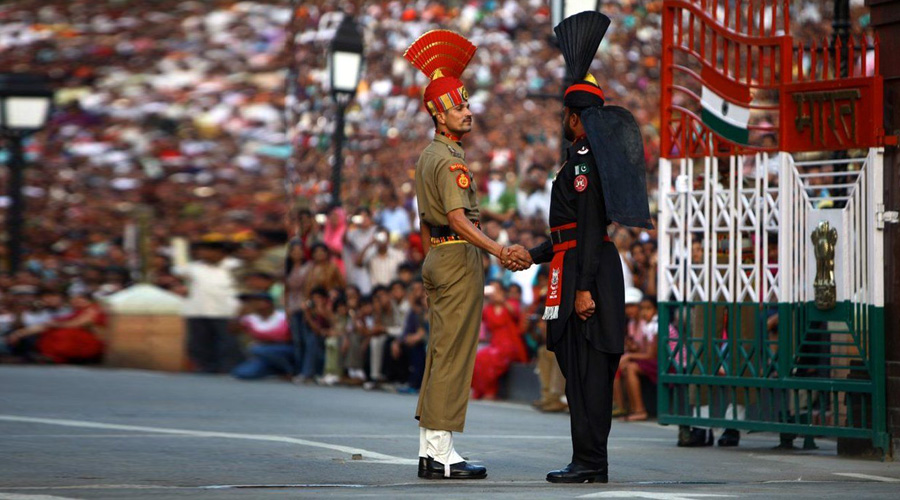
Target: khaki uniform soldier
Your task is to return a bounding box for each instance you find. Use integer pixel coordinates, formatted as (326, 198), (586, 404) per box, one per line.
(404, 30), (530, 480)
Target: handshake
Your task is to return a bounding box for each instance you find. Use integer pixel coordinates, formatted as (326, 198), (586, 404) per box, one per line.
(499, 245), (533, 272)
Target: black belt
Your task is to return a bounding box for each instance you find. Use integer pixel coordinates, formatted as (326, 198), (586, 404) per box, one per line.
(550, 226), (578, 245)
(549, 223), (610, 245)
(431, 221), (480, 238)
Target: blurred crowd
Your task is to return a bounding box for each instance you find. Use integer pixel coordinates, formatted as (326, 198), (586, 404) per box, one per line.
(0, 0), (873, 403)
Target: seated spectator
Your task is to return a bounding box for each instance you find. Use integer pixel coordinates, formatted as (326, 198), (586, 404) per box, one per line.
(389, 280), (428, 392)
(472, 282), (527, 400)
(231, 293), (293, 380)
(397, 263), (418, 286)
(6, 294), (105, 365)
(243, 271), (282, 303)
(320, 298), (349, 386)
(619, 295), (661, 422)
(614, 287), (645, 417)
(298, 287), (331, 383)
(343, 295), (374, 385)
(366, 285), (399, 386)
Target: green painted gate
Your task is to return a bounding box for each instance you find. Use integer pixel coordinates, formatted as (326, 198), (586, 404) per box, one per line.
(657, 149), (889, 452)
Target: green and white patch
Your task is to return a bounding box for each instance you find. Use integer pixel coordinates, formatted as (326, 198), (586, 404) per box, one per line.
(574, 163), (590, 175)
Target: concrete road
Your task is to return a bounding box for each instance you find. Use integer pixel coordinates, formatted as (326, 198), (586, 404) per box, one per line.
(0, 365), (897, 499)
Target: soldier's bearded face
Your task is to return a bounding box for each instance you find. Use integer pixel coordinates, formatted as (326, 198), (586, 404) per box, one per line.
(442, 102), (473, 135)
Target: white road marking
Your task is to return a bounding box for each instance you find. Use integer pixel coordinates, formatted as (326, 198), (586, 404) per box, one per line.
(0, 486), (183, 491)
(2, 430), (665, 442)
(833, 473), (900, 482)
(2, 434), (217, 439)
(280, 434), (574, 440)
(0, 494), (81, 500)
(0, 414), (416, 465)
(580, 493), (735, 500)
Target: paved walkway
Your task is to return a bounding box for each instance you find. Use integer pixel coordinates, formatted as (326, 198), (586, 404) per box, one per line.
(0, 366), (897, 499)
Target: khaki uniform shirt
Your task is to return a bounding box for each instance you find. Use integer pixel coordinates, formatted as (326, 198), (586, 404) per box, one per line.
(415, 134), (480, 227)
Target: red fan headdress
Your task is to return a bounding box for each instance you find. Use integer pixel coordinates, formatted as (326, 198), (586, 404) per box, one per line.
(403, 30), (477, 116)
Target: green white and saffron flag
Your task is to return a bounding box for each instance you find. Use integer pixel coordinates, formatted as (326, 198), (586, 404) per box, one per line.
(700, 66), (751, 144)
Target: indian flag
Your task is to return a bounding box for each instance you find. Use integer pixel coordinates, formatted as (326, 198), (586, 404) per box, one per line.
(700, 66), (751, 145)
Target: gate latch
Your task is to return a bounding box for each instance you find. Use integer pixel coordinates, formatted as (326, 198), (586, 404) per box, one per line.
(877, 204), (899, 229)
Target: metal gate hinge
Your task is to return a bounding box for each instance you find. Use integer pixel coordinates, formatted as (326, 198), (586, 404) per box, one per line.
(876, 203), (899, 229)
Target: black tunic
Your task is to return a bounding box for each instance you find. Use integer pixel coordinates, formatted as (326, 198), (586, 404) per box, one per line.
(528, 136), (625, 354)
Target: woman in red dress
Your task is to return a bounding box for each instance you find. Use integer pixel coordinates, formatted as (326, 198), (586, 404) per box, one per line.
(8, 294), (105, 364)
(471, 282), (527, 400)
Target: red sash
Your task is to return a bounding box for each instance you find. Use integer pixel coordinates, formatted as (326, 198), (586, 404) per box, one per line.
(542, 222), (611, 321)
(543, 223), (577, 320)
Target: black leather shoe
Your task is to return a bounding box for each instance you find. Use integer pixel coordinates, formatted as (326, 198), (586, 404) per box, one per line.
(677, 427), (714, 447)
(417, 457), (426, 478)
(546, 463), (608, 484)
(422, 457), (487, 480)
(717, 428), (740, 447)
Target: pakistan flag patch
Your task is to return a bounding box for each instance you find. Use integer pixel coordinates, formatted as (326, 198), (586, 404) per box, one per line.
(574, 163), (590, 175)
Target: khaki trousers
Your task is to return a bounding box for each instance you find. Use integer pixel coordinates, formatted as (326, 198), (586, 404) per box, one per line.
(416, 243), (484, 432)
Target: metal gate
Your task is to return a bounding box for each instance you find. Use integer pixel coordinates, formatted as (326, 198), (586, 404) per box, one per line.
(656, 0), (890, 451)
(657, 149), (888, 450)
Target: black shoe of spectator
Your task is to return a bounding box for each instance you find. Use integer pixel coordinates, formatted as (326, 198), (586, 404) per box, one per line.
(678, 427), (713, 447)
(717, 428), (740, 447)
(417, 457), (426, 478)
(422, 457), (487, 480)
(546, 462), (608, 483)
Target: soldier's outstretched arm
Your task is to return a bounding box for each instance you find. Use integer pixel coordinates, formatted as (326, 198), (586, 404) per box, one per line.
(528, 240), (553, 265)
(447, 208), (510, 262)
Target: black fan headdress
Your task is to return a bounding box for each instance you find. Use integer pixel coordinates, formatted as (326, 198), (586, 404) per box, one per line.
(553, 11), (653, 229)
(554, 11), (610, 108)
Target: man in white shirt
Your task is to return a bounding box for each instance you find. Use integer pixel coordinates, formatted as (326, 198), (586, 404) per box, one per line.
(343, 208), (377, 295)
(517, 165), (552, 224)
(173, 239), (243, 373)
(377, 194), (412, 237)
(359, 228), (406, 288)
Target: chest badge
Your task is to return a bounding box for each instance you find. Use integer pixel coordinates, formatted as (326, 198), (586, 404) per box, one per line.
(456, 173), (471, 189)
(577, 146), (590, 155)
(574, 163), (590, 175)
(574, 175), (588, 193)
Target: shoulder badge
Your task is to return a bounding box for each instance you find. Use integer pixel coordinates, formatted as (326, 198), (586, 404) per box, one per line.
(449, 163), (469, 173)
(574, 174), (588, 193)
(574, 163), (590, 175)
(456, 173), (470, 189)
(577, 145), (590, 155)
(447, 144), (464, 159)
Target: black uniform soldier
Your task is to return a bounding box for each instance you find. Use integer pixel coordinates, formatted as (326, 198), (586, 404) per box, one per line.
(403, 30), (529, 480)
(511, 12), (653, 483)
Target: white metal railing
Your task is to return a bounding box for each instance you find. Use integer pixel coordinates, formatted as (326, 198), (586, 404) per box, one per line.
(658, 148), (884, 307)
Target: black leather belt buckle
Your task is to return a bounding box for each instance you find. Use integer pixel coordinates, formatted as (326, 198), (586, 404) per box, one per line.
(551, 228), (576, 245)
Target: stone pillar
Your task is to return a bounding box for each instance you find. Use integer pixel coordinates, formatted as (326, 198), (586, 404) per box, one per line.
(102, 284), (187, 372)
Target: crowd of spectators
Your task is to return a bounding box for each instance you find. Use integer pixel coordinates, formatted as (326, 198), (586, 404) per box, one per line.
(0, 0), (874, 404)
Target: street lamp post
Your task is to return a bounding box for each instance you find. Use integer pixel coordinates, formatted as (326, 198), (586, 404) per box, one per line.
(550, 0), (601, 31)
(0, 73), (54, 274)
(328, 15), (364, 208)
